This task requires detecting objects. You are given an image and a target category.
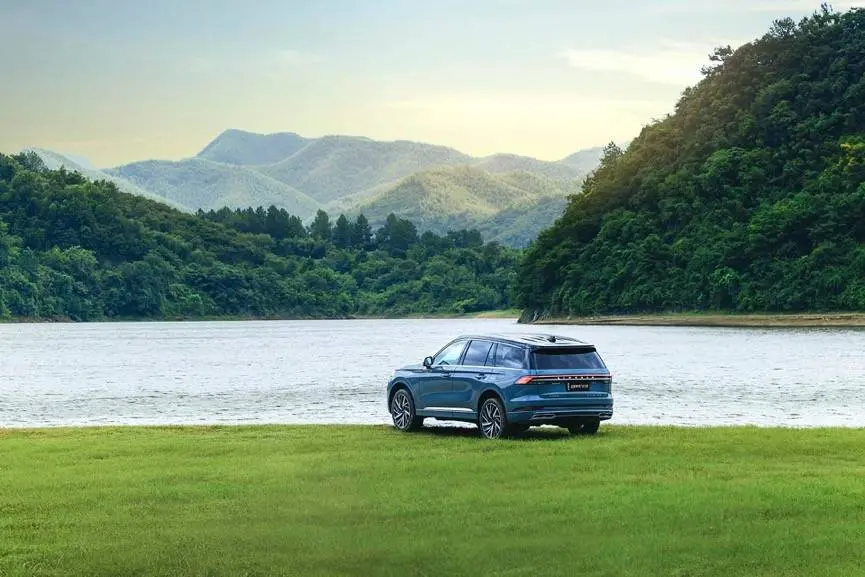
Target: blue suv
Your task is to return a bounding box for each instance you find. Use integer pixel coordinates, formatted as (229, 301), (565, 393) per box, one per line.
(386, 333), (613, 439)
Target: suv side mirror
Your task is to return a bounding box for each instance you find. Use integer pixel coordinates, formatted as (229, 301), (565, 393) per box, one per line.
(423, 356), (433, 368)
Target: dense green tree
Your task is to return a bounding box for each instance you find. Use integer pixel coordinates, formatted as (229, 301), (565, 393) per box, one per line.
(352, 214), (372, 249)
(332, 214), (352, 249)
(447, 229), (484, 250)
(376, 213), (419, 257)
(516, 5), (865, 318)
(0, 222), (18, 267)
(0, 153), (521, 321)
(309, 209), (332, 242)
(200, 205), (309, 240)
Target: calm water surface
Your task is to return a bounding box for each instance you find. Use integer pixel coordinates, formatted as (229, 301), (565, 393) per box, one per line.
(1, 319), (863, 428)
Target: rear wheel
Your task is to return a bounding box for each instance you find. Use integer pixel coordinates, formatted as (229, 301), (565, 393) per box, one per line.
(583, 419), (600, 435)
(390, 389), (422, 432)
(567, 418), (600, 435)
(479, 396), (508, 439)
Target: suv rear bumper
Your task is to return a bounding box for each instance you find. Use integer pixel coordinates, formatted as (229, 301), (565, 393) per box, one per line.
(506, 398), (613, 423)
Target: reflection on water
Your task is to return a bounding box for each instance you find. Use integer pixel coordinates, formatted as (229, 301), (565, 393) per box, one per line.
(1, 319), (864, 428)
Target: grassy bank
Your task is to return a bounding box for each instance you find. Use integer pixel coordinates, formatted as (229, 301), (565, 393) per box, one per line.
(2, 425), (865, 576)
(525, 311), (865, 327)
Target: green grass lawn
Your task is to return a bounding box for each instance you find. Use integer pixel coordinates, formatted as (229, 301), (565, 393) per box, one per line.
(2, 425), (865, 577)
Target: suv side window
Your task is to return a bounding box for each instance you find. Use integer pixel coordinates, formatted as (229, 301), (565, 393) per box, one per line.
(492, 343), (526, 369)
(462, 340), (493, 366)
(484, 344), (498, 367)
(433, 340), (467, 366)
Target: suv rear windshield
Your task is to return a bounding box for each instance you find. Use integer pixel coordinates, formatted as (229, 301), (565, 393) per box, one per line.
(532, 347), (606, 370)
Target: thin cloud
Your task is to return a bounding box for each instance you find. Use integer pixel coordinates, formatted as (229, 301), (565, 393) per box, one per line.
(187, 49), (321, 75)
(381, 92), (673, 118)
(558, 42), (712, 87)
(275, 50), (323, 66)
(187, 57), (216, 74)
(382, 95), (665, 111)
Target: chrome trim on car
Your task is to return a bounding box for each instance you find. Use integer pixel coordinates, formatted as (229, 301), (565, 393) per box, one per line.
(531, 374), (611, 381)
(529, 409), (614, 420)
(424, 407), (475, 413)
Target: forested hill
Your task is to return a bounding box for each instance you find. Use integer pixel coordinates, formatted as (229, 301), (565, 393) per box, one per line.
(516, 6), (865, 319)
(0, 152), (519, 321)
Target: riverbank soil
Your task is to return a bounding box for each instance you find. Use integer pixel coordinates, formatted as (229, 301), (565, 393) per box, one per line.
(2, 425), (864, 576)
(526, 312), (865, 327)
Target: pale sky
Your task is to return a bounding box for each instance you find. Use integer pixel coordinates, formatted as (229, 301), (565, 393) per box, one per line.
(1, 0), (860, 167)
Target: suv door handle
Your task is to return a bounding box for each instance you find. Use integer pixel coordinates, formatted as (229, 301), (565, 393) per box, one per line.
(476, 374), (487, 379)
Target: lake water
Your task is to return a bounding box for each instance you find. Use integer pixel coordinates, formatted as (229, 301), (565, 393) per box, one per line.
(1, 319), (864, 428)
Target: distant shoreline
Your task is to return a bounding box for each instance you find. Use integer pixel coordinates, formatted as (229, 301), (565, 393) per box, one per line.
(347, 310), (520, 320)
(523, 312), (865, 328)
(4, 310), (865, 327)
(0, 310), (523, 325)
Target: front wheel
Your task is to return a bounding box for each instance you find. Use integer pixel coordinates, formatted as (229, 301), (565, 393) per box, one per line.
(479, 397), (508, 439)
(390, 389), (422, 432)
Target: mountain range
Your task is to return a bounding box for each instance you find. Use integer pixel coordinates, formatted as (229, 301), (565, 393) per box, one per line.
(342, 166), (581, 247)
(23, 130), (606, 246)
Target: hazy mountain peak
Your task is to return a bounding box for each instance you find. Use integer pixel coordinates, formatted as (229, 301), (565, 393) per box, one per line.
(472, 153), (584, 181)
(22, 147), (99, 171)
(197, 129), (311, 166)
(106, 157), (322, 217)
(558, 146), (605, 169)
(337, 164), (579, 246)
(317, 134), (374, 143)
(258, 135), (474, 204)
(20, 148), (190, 211)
